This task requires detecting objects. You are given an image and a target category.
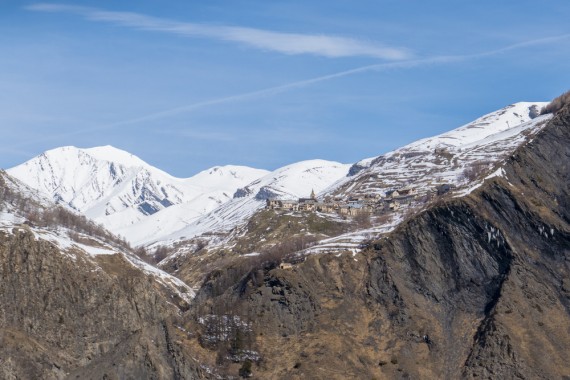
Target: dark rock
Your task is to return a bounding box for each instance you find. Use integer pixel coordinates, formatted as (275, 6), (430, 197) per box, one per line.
(254, 186), (281, 201)
(233, 187), (252, 198)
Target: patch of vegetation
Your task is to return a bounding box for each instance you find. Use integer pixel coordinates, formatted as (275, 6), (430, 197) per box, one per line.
(0, 172), (130, 251)
(232, 209), (348, 254)
(541, 90), (570, 115)
(239, 359), (253, 378)
(134, 245), (179, 265)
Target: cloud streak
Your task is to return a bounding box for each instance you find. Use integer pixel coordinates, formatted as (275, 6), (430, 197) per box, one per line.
(7, 16), (570, 149)
(26, 3), (411, 60)
(65, 32), (570, 127)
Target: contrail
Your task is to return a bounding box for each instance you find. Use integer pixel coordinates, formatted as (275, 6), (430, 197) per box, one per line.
(10, 33), (570, 148)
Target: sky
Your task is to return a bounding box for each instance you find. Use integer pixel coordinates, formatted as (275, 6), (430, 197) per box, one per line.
(1, 1), (569, 177)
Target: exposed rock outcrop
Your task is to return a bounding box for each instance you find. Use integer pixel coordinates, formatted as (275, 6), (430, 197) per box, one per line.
(1, 103), (568, 379)
(189, 103), (570, 379)
(0, 228), (203, 379)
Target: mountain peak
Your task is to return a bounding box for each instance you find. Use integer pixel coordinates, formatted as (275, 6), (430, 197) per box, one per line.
(201, 165), (269, 178)
(7, 146), (270, 244)
(37, 145), (148, 170)
(82, 145), (147, 168)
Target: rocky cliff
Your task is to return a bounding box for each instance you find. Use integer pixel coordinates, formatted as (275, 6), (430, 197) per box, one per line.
(0, 102), (568, 379)
(0, 217), (204, 378)
(186, 104), (570, 379)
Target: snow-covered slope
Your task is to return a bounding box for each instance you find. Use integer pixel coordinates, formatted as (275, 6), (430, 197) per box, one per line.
(6, 102), (550, 252)
(234, 159), (351, 200)
(156, 101), (551, 261)
(151, 159), (351, 247)
(0, 170), (195, 301)
(7, 146), (349, 247)
(306, 102), (552, 255)
(7, 146), (268, 244)
(332, 102), (549, 197)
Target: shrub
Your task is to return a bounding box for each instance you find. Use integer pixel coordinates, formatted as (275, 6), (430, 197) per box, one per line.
(0, 172), (131, 251)
(541, 90), (570, 115)
(153, 246), (171, 263)
(239, 360), (252, 378)
(353, 211), (371, 228)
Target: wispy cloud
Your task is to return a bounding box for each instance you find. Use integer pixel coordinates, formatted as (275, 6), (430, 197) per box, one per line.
(6, 27), (570, 149)
(64, 32), (570, 125)
(26, 3), (411, 60)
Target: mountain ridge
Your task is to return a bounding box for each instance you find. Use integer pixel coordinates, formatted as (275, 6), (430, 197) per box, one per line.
(0, 97), (568, 379)
(7, 145), (270, 244)
(4, 101), (551, 252)
(181, 99), (570, 379)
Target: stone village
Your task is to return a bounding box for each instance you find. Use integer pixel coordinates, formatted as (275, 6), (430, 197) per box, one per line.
(266, 186), (429, 216)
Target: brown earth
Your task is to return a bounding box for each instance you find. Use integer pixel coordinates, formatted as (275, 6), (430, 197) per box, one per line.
(185, 103), (570, 379)
(0, 104), (568, 379)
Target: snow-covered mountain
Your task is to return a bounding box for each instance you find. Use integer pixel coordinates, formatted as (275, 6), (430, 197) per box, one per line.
(7, 146), (349, 246)
(0, 170), (195, 301)
(6, 102), (551, 251)
(302, 102), (552, 254)
(332, 102), (549, 197)
(7, 146), (269, 243)
(149, 159), (351, 247)
(234, 159), (352, 200)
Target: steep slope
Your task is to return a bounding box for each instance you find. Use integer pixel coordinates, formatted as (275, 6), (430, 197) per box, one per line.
(0, 170), (195, 301)
(0, 171), (210, 378)
(152, 159), (350, 255)
(182, 102), (569, 379)
(1, 97), (567, 379)
(296, 102), (551, 254)
(153, 102), (552, 289)
(7, 146), (268, 245)
(347, 102), (544, 175)
(334, 102), (548, 196)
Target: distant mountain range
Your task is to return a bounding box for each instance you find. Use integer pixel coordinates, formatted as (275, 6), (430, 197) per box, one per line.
(7, 146), (350, 246)
(2, 97), (569, 379)
(6, 101), (548, 250)
(7, 146), (268, 244)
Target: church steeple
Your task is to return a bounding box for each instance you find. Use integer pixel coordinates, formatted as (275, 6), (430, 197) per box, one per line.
(310, 189), (316, 200)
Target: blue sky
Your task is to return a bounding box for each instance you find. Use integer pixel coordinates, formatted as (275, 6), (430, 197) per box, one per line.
(1, 1), (569, 176)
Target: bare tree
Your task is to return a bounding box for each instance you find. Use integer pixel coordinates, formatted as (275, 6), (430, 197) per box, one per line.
(541, 90), (570, 115)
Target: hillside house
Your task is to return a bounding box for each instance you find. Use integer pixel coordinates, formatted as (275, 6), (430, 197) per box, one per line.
(385, 189), (400, 198)
(266, 199), (298, 211)
(398, 187), (416, 196)
(338, 201), (371, 216)
(317, 202), (340, 213)
(385, 187), (417, 203)
(297, 198), (317, 211)
(266, 199), (281, 209)
(338, 205), (351, 216)
(364, 193), (383, 201)
(281, 200), (298, 210)
(389, 201), (401, 211)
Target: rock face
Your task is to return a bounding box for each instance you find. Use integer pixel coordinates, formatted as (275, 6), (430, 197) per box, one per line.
(0, 103), (568, 379)
(0, 227), (204, 379)
(189, 104), (570, 378)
